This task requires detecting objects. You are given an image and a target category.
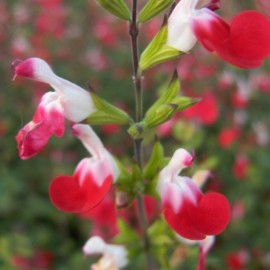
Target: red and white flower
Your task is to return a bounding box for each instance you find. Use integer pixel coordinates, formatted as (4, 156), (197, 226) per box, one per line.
(167, 0), (220, 52)
(167, 0), (270, 68)
(12, 58), (96, 159)
(157, 148), (231, 240)
(49, 124), (119, 213)
(83, 236), (128, 270)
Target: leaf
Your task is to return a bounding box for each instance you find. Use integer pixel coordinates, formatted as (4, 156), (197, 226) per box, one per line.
(96, 0), (131, 21)
(138, 0), (174, 23)
(145, 71), (180, 120)
(140, 26), (180, 71)
(87, 92), (131, 125)
(144, 140), (164, 180)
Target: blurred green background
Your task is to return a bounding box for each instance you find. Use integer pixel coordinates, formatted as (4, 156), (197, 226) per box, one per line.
(1, 0), (270, 269)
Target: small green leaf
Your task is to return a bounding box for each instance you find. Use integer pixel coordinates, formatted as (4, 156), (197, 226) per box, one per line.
(145, 103), (178, 128)
(171, 96), (201, 111)
(96, 0), (131, 21)
(145, 71), (180, 120)
(144, 140), (164, 180)
(138, 0), (174, 23)
(139, 24), (181, 70)
(87, 92), (131, 125)
(139, 26), (172, 70)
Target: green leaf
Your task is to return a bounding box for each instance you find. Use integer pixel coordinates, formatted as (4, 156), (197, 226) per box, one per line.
(145, 103), (178, 128)
(171, 96), (200, 111)
(113, 218), (140, 244)
(96, 0), (131, 21)
(145, 71), (180, 120)
(138, 0), (174, 23)
(144, 140), (164, 180)
(144, 92), (200, 129)
(140, 26), (181, 71)
(87, 92), (131, 125)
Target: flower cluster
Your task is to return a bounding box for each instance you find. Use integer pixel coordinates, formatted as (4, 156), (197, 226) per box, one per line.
(11, 0), (270, 269)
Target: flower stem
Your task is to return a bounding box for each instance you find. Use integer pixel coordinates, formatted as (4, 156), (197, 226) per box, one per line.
(129, 1), (157, 269)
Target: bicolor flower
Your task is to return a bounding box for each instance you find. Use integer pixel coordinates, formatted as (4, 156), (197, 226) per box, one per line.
(157, 148), (230, 240)
(49, 124), (120, 213)
(167, 0), (220, 52)
(167, 0), (270, 68)
(83, 236), (128, 270)
(176, 170), (214, 270)
(12, 58), (96, 159)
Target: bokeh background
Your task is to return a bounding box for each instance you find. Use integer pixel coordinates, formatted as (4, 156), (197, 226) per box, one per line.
(1, 0), (270, 269)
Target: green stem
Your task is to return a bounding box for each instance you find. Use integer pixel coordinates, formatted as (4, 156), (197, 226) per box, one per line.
(129, 1), (157, 269)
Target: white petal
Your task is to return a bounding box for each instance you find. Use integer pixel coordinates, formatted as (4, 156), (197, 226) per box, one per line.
(83, 236), (106, 255)
(167, 0), (198, 51)
(199, 235), (215, 254)
(55, 77), (96, 122)
(73, 124), (120, 181)
(105, 245), (128, 268)
(32, 58), (95, 122)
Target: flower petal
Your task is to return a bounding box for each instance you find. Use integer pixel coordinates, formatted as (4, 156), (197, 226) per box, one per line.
(74, 159), (113, 212)
(192, 192), (231, 235)
(191, 8), (230, 52)
(229, 11), (270, 61)
(192, 10), (270, 68)
(164, 195), (206, 240)
(49, 175), (87, 212)
(16, 121), (51, 160)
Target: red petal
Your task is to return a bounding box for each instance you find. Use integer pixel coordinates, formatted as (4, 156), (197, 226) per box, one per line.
(193, 10), (270, 68)
(16, 121), (52, 160)
(80, 175), (113, 213)
(191, 9), (230, 52)
(164, 196), (206, 240)
(33, 97), (65, 137)
(229, 11), (270, 60)
(192, 192), (231, 235)
(12, 58), (34, 78)
(49, 175), (87, 212)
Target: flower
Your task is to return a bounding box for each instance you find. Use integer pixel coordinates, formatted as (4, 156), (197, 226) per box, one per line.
(218, 127), (240, 149)
(167, 0), (220, 52)
(83, 236), (128, 270)
(49, 124), (119, 213)
(167, 0), (270, 68)
(157, 148), (230, 240)
(12, 58), (96, 159)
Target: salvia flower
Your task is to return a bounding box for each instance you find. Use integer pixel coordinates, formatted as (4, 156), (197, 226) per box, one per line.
(49, 124), (119, 213)
(12, 58), (96, 159)
(83, 236), (128, 270)
(157, 148), (231, 240)
(167, 0), (270, 68)
(167, 0), (220, 52)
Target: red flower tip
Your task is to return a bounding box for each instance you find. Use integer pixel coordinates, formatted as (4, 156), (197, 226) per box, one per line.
(11, 58), (34, 80)
(184, 149), (195, 167)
